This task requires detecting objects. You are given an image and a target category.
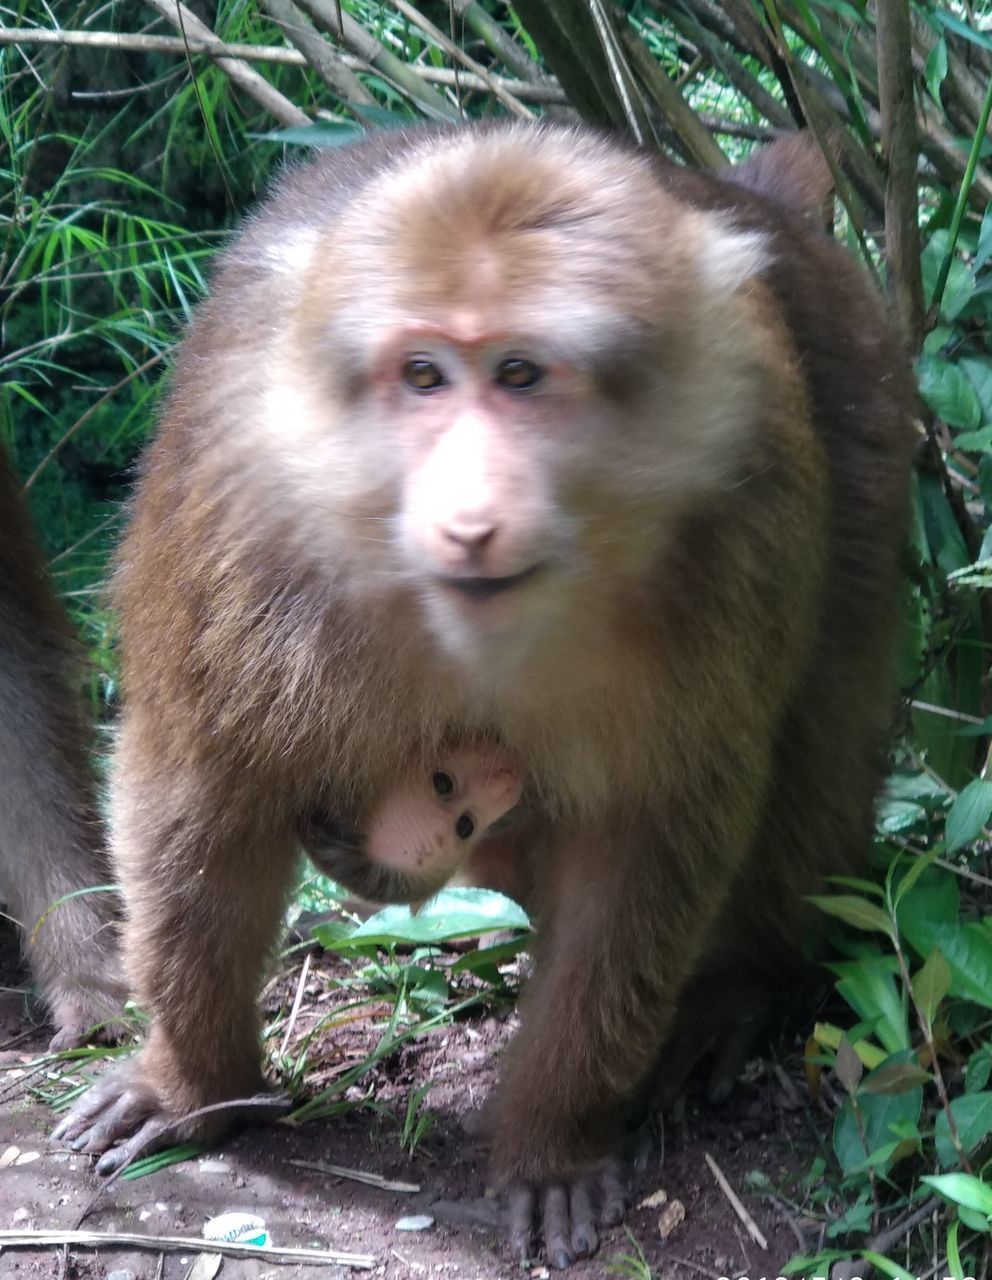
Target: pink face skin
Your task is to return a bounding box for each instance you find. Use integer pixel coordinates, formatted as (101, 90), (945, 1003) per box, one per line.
(364, 747), (522, 879)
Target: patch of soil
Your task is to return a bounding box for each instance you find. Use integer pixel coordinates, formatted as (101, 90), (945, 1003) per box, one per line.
(0, 924), (835, 1279)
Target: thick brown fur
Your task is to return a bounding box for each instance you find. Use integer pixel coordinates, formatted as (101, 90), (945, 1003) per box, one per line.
(57, 126), (914, 1255)
(0, 447), (125, 1047)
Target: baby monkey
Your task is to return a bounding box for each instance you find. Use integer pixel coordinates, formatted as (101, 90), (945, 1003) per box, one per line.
(304, 746), (523, 904)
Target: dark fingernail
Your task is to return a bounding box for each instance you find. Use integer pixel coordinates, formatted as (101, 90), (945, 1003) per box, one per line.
(603, 1204), (624, 1226)
(95, 1152), (118, 1175)
(552, 1248), (572, 1270)
(574, 1231), (592, 1255)
(69, 1136), (88, 1151)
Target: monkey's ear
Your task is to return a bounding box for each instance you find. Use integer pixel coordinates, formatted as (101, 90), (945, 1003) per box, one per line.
(261, 228), (319, 275)
(697, 221), (770, 298)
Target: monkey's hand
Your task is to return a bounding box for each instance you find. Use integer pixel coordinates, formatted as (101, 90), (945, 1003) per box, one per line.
(52, 1059), (281, 1175)
(504, 1159), (627, 1269)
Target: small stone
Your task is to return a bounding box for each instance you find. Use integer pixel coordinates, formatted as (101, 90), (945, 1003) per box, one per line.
(394, 1214), (435, 1232)
(11, 1208), (30, 1224)
(107, 1270), (136, 1280)
(197, 1159), (229, 1175)
(0, 1147), (19, 1169)
(638, 1188), (667, 1209)
(14, 1152), (39, 1166)
(657, 1198), (685, 1239)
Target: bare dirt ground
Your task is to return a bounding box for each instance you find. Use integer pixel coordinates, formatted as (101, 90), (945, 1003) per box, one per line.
(0, 924), (833, 1280)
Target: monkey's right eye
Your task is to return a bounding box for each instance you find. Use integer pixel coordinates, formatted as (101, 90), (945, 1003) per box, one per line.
(402, 357), (447, 392)
(432, 771), (454, 797)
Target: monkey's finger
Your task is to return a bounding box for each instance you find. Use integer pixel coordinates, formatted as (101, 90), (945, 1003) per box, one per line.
(597, 1157), (626, 1226)
(65, 1090), (158, 1156)
(568, 1178), (597, 1257)
(94, 1115), (176, 1175)
(506, 1179), (535, 1265)
(52, 1077), (137, 1145)
(541, 1183), (573, 1270)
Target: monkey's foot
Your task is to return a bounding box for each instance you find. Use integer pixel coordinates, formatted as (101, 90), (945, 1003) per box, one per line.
(48, 992), (130, 1052)
(505, 1158), (626, 1270)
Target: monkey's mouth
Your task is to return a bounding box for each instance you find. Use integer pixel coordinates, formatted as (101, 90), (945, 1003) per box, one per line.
(437, 564), (543, 601)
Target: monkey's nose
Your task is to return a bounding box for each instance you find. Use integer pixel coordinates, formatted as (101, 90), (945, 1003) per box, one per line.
(439, 518), (498, 551)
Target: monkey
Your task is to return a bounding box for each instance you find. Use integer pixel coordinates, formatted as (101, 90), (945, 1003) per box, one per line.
(53, 124), (916, 1268)
(303, 744), (523, 904)
(0, 445), (126, 1049)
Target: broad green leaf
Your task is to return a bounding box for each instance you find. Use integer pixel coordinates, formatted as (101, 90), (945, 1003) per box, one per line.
(965, 1043), (992, 1094)
(332, 888), (530, 948)
(922, 1171), (992, 1217)
(958, 1204), (989, 1232)
(946, 779), (992, 851)
(809, 894), (894, 938)
(961, 356), (992, 422)
(955, 427), (992, 451)
(831, 957), (909, 1055)
(934, 1092), (992, 1166)
(917, 471), (971, 574)
(833, 1087), (923, 1175)
(916, 355), (982, 429)
(900, 905), (992, 1012)
(911, 947), (951, 1027)
(861, 1062), (932, 1095)
(898, 873), (960, 934)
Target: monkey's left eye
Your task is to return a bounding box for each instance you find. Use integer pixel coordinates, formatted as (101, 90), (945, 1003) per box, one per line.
(495, 357), (543, 391)
(455, 813), (475, 840)
(432, 772), (454, 797)
(402, 357), (447, 392)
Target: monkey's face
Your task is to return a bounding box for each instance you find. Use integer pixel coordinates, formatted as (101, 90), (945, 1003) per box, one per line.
(264, 129), (771, 657)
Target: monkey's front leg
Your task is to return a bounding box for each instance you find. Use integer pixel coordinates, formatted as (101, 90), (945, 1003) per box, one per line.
(54, 757), (298, 1172)
(483, 817), (734, 1268)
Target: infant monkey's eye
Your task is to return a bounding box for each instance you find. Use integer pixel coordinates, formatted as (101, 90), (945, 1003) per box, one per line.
(402, 357), (446, 392)
(432, 771), (454, 797)
(455, 813), (475, 840)
(496, 357), (543, 390)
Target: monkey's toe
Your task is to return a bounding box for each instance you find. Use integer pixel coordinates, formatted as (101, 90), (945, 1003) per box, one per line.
(506, 1158), (626, 1268)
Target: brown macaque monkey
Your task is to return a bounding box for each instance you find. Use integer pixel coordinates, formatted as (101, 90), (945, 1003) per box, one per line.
(303, 745), (523, 903)
(55, 125), (916, 1267)
(0, 447), (126, 1048)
